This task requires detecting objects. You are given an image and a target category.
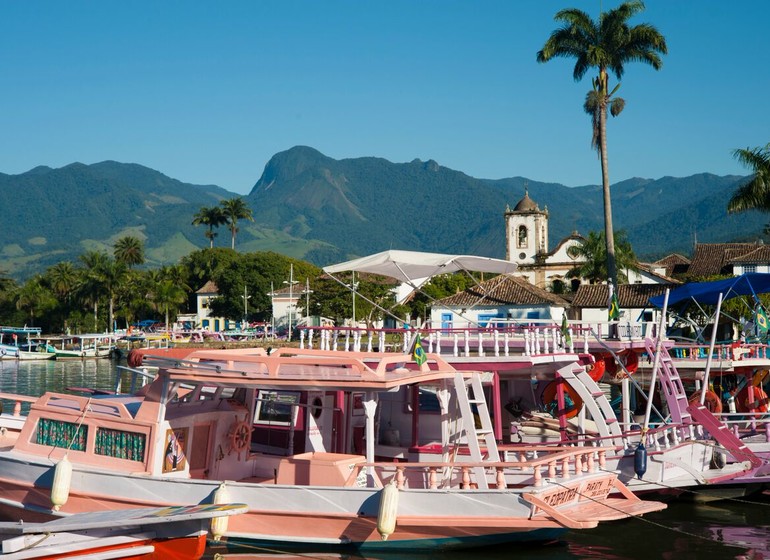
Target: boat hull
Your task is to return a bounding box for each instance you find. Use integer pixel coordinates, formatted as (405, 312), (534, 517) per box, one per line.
(0, 455), (604, 551)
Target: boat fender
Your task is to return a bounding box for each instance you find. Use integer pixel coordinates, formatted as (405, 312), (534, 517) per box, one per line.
(634, 442), (647, 480)
(377, 482), (399, 541)
(210, 482), (230, 541)
(51, 455), (72, 510)
(0, 349), (4, 356)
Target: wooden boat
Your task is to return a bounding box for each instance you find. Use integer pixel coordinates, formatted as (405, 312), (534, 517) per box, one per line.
(0, 328), (54, 361)
(0, 349), (665, 552)
(46, 333), (117, 359)
(0, 503), (247, 559)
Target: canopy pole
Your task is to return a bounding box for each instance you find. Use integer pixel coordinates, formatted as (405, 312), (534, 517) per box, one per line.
(699, 293), (723, 406)
(643, 289), (669, 433)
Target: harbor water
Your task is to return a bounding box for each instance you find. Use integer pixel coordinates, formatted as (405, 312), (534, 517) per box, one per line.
(1, 359), (769, 560)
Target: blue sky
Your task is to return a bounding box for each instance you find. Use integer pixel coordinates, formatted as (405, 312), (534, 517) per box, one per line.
(1, 1), (767, 195)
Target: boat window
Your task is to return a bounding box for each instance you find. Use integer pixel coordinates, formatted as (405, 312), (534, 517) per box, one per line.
(254, 390), (300, 426)
(94, 428), (146, 462)
(36, 419), (88, 451)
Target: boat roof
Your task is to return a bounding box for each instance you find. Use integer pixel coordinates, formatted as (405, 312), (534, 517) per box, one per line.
(323, 249), (518, 284)
(153, 348), (473, 391)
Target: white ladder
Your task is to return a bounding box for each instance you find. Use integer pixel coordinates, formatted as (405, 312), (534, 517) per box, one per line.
(453, 372), (499, 490)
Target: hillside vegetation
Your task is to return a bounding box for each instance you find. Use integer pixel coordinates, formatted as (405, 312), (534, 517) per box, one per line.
(0, 147), (762, 280)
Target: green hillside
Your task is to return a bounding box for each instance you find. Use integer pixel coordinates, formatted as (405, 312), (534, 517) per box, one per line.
(0, 148), (761, 280)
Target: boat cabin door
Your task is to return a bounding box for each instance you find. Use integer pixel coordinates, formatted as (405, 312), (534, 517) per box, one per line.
(306, 391), (335, 452)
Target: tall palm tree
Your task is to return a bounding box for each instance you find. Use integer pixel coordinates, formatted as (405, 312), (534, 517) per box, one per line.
(114, 236), (145, 268)
(220, 197), (254, 250)
(77, 251), (111, 331)
(192, 206), (228, 248)
(727, 143), (770, 214)
(537, 0), (666, 292)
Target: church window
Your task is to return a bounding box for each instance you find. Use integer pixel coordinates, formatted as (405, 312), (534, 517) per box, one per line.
(517, 226), (528, 248)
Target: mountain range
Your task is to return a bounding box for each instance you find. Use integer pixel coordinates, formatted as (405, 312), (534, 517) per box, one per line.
(0, 145), (764, 281)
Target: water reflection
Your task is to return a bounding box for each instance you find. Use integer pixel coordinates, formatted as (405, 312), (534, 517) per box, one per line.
(1, 360), (769, 560)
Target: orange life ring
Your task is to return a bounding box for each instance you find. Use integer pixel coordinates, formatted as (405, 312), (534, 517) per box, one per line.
(623, 351), (639, 374)
(541, 381), (583, 419)
(228, 415), (252, 460)
(736, 386), (769, 414)
(688, 390), (723, 414)
(586, 358), (606, 382)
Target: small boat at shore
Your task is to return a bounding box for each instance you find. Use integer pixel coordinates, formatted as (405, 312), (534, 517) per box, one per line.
(0, 328), (54, 361)
(0, 503), (247, 559)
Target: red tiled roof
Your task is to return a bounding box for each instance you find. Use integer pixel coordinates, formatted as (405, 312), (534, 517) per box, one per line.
(433, 275), (569, 307)
(196, 280), (218, 294)
(686, 243), (765, 278)
(571, 283), (672, 308)
(653, 253), (691, 277)
(727, 245), (770, 264)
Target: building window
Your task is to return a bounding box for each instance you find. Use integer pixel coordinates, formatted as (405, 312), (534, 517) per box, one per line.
(744, 264), (757, 273)
(518, 226), (528, 248)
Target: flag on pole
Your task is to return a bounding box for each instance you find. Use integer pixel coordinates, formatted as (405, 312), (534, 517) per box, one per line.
(561, 313), (572, 347)
(412, 333), (427, 366)
(756, 306), (769, 333)
(608, 284), (620, 321)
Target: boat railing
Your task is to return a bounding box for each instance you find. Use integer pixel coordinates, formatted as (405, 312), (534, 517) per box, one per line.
(0, 392), (38, 416)
(298, 320), (660, 357)
(712, 411), (770, 442)
(358, 446), (609, 490)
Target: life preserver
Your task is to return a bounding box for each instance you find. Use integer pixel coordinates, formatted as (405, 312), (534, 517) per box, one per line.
(602, 350), (638, 382)
(736, 386), (769, 414)
(586, 358), (606, 382)
(228, 415), (252, 460)
(688, 390), (723, 414)
(623, 351), (639, 374)
(541, 381), (583, 419)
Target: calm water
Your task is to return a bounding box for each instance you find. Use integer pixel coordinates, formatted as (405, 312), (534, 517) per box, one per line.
(2, 359), (770, 560)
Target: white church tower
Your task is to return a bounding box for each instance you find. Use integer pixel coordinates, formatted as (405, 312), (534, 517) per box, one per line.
(505, 188), (548, 265)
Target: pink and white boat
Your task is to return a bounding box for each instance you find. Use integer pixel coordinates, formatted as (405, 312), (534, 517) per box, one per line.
(0, 348), (664, 552)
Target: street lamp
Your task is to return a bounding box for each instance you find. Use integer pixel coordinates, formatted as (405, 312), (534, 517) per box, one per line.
(349, 271), (359, 327)
(241, 285), (251, 329)
(283, 263), (298, 341)
(302, 277), (313, 327)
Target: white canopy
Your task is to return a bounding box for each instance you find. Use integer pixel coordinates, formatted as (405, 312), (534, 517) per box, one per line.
(323, 250), (517, 284)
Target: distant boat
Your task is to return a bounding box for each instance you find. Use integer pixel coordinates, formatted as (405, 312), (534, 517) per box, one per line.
(0, 502), (247, 559)
(0, 327), (54, 361)
(45, 333), (117, 359)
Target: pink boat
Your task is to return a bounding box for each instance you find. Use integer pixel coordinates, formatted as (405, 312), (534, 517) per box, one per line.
(0, 348), (664, 552)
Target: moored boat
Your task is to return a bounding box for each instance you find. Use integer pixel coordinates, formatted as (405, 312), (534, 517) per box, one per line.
(0, 348), (665, 552)
(0, 503), (247, 559)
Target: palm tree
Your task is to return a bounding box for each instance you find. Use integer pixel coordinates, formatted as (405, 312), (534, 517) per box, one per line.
(149, 279), (187, 332)
(566, 230), (638, 284)
(15, 276), (56, 326)
(727, 143), (770, 214)
(77, 251), (110, 331)
(220, 197), (254, 250)
(192, 206), (228, 248)
(114, 236), (145, 268)
(537, 0), (666, 293)
(47, 262), (78, 301)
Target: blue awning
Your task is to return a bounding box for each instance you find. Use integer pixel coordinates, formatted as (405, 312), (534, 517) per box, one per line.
(648, 273), (770, 308)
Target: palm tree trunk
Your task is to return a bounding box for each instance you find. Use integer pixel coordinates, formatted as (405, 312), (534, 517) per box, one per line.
(231, 225), (237, 250)
(599, 75), (618, 292)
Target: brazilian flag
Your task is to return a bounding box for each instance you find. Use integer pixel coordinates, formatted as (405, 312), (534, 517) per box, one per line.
(412, 333), (427, 366)
(561, 314), (572, 347)
(756, 306), (769, 333)
(608, 290), (620, 321)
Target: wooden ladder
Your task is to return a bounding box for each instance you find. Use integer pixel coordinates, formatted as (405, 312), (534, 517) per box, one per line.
(556, 362), (625, 447)
(453, 372), (499, 490)
(644, 337), (692, 425)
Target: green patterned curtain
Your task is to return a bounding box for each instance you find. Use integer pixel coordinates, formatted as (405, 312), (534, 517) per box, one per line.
(95, 428), (146, 462)
(36, 419), (87, 451)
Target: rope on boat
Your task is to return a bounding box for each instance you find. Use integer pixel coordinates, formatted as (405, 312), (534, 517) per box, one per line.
(208, 541), (336, 559)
